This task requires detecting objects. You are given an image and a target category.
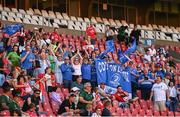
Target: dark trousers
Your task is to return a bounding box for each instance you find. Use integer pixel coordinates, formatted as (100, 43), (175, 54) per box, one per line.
(131, 82), (138, 98)
(63, 80), (72, 91)
(141, 88), (151, 100)
(169, 97), (178, 112)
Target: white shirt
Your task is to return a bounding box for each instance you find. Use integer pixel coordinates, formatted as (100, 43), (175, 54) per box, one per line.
(72, 64), (82, 75)
(54, 57), (64, 73)
(152, 82), (168, 101)
(40, 39), (51, 47)
(169, 86), (177, 97)
(149, 48), (156, 56)
(144, 54), (151, 62)
(45, 74), (52, 86)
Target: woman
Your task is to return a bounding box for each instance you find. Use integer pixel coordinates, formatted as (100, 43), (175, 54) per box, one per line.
(7, 45), (20, 67)
(71, 50), (83, 82)
(50, 45), (64, 86)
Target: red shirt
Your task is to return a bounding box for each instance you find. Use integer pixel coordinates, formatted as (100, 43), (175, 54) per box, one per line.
(113, 91), (127, 102)
(51, 32), (60, 41)
(86, 25), (96, 39)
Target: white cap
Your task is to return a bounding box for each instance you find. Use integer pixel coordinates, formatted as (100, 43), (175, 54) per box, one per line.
(71, 87), (80, 92)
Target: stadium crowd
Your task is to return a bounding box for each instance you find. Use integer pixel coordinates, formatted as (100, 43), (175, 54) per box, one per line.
(0, 22), (179, 116)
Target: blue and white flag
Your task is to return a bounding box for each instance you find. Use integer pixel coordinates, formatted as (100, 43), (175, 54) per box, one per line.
(3, 24), (23, 36)
(95, 60), (132, 94)
(124, 38), (137, 55)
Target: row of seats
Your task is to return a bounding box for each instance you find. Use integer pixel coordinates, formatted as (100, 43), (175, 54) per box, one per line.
(0, 5), (180, 42)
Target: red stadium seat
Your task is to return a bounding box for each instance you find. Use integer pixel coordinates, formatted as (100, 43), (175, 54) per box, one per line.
(161, 111), (167, 116)
(0, 110), (10, 116)
(167, 111), (174, 116)
(153, 110), (160, 116)
(131, 109), (138, 116)
(175, 112), (180, 116)
(138, 109), (145, 116)
(61, 88), (69, 97)
(146, 110), (153, 116)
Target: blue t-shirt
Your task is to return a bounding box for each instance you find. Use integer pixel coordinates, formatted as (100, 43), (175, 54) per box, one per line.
(60, 63), (74, 81)
(81, 63), (91, 80)
(155, 70), (165, 79)
(20, 51), (35, 69)
(139, 73), (154, 89)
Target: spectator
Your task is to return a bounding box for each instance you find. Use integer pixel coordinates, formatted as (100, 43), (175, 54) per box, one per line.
(92, 107), (102, 117)
(80, 104), (93, 116)
(112, 85), (129, 108)
(20, 45), (35, 76)
(71, 87), (80, 109)
(60, 56), (74, 90)
(102, 100), (111, 116)
(86, 24), (96, 45)
(50, 46), (64, 86)
(0, 82), (21, 115)
(98, 82), (109, 99)
(22, 89), (40, 114)
(150, 76), (169, 112)
(57, 93), (80, 115)
(149, 45), (156, 56)
(44, 67), (55, 92)
(40, 33), (51, 48)
(168, 81), (178, 112)
(143, 50), (151, 62)
(0, 49), (5, 86)
(139, 69), (154, 100)
(50, 28), (60, 42)
(26, 103), (37, 116)
(7, 45), (20, 67)
(78, 82), (94, 109)
(71, 50), (83, 81)
(154, 63), (165, 79)
(71, 76), (83, 91)
(50, 87), (62, 104)
(81, 58), (91, 83)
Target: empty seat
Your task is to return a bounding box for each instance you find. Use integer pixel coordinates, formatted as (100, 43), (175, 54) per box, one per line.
(41, 10), (49, 17)
(96, 17), (103, 23)
(16, 13), (23, 18)
(19, 9), (26, 14)
(34, 9), (41, 15)
(54, 19), (61, 24)
(49, 11), (56, 18)
(109, 19), (116, 26)
(23, 18), (30, 24)
(25, 14), (31, 19)
(26, 10), (33, 15)
(15, 18), (22, 23)
(62, 13), (70, 20)
(9, 12), (16, 18)
(4, 7), (10, 11)
(115, 20), (122, 27)
(91, 17), (97, 24)
(31, 19), (38, 25)
(77, 17), (84, 22)
(70, 16), (77, 21)
(32, 15), (39, 21)
(84, 17), (90, 23)
(11, 8), (18, 12)
(2, 11), (8, 17)
(55, 12), (63, 19)
(7, 17), (15, 22)
(53, 23), (59, 28)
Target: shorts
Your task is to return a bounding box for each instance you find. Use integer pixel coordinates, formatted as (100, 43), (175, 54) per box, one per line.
(154, 101), (166, 111)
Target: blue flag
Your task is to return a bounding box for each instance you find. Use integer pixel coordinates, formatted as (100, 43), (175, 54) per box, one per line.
(95, 60), (132, 94)
(118, 50), (130, 64)
(3, 24), (23, 36)
(105, 40), (115, 53)
(95, 59), (107, 84)
(98, 40), (115, 59)
(124, 38), (137, 55)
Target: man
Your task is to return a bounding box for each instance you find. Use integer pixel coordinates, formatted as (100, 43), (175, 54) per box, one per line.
(57, 93), (80, 115)
(138, 69), (155, 100)
(98, 82), (110, 99)
(80, 104), (93, 116)
(112, 85), (129, 108)
(86, 24), (96, 45)
(40, 33), (51, 48)
(50, 27), (60, 42)
(20, 45), (35, 76)
(22, 89), (41, 114)
(0, 82), (21, 114)
(77, 82), (94, 110)
(150, 76), (169, 112)
(71, 76), (84, 91)
(60, 56), (74, 90)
